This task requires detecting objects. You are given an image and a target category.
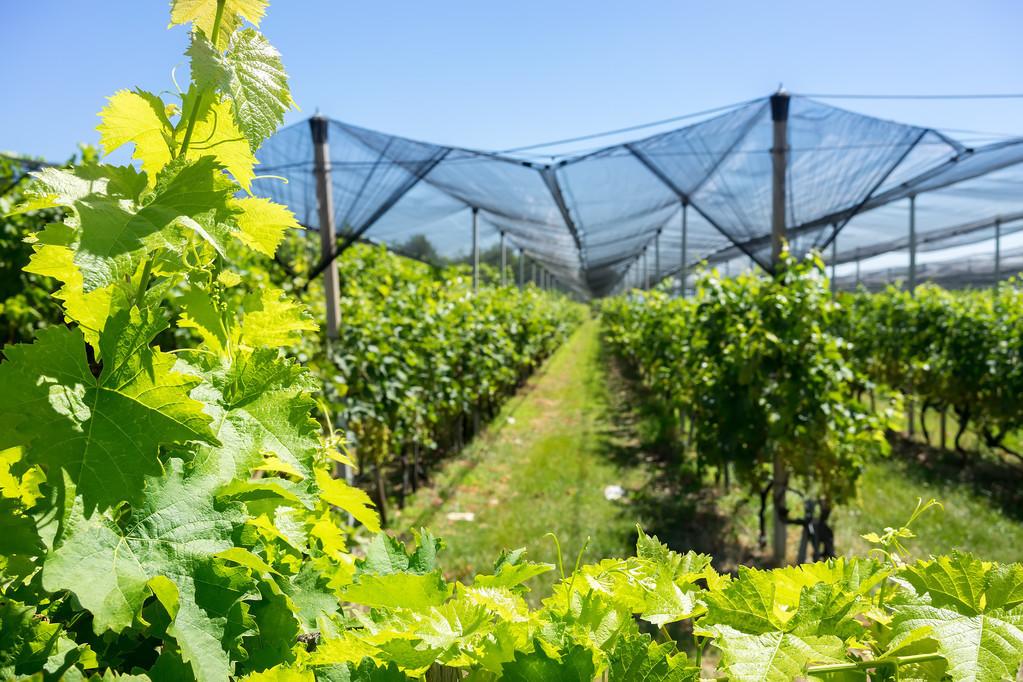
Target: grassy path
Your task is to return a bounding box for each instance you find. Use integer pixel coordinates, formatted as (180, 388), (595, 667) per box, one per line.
(395, 318), (651, 594)
(397, 315), (1023, 585)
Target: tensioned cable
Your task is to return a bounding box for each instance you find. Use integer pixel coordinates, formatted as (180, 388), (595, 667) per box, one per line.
(496, 98), (760, 154)
(798, 93), (1023, 100)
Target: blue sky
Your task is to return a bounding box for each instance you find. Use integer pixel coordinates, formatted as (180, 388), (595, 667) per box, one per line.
(2, 1), (1022, 162)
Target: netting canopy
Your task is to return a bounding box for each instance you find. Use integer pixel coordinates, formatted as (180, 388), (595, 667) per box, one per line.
(252, 95), (1023, 297)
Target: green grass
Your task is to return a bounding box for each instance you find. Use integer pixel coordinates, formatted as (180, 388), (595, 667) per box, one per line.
(834, 451), (1023, 563)
(394, 317), (653, 597)
(395, 317), (1023, 582)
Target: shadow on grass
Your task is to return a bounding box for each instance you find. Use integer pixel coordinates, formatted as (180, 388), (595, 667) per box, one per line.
(594, 339), (761, 572)
(887, 434), (1023, 523)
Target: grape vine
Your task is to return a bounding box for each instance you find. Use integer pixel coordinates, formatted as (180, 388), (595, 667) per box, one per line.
(2, 3), (1023, 681)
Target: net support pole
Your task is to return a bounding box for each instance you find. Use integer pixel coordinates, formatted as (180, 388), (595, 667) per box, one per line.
(995, 217), (1002, 291)
(518, 248), (525, 288)
(500, 232), (507, 287)
(654, 229), (661, 289)
(908, 195), (917, 294)
(770, 91), (790, 266)
(311, 116), (341, 340)
(471, 207), (480, 292)
(831, 227), (838, 296)
(855, 257), (861, 287)
(769, 90), (790, 566)
(680, 202), (689, 297)
(311, 116), (351, 506)
(907, 194), (917, 437)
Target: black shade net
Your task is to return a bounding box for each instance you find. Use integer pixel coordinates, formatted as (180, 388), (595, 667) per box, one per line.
(251, 95), (1023, 298)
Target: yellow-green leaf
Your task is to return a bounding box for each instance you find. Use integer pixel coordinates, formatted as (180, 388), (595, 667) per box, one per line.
(96, 90), (173, 180)
(229, 196), (300, 256)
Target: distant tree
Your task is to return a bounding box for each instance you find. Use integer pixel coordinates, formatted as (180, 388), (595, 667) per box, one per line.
(398, 233), (444, 266)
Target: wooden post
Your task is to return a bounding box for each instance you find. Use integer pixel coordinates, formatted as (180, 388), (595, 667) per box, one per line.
(831, 227), (838, 295)
(680, 202), (689, 297)
(908, 195), (917, 294)
(770, 90), (790, 566)
(471, 207), (479, 291)
(500, 231), (507, 287)
(311, 115), (341, 339)
(908, 195), (916, 437)
(995, 216), (1002, 292)
(770, 92), (790, 265)
(654, 229), (661, 289)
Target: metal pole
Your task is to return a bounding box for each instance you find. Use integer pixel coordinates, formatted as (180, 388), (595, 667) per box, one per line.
(855, 257), (861, 287)
(311, 116), (341, 340)
(518, 248), (525, 288)
(770, 91), (790, 267)
(995, 217), (1002, 289)
(654, 229), (661, 289)
(643, 249), (649, 289)
(680, 202), (689, 297)
(769, 90), (790, 567)
(500, 232), (507, 287)
(471, 207), (479, 291)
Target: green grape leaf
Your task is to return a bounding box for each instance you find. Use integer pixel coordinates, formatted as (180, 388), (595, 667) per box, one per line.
(31, 157), (235, 292)
(188, 29), (296, 148)
(0, 310), (217, 511)
(474, 556), (555, 592)
(97, 89), (174, 179)
(700, 567), (783, 634)
(42, 460), (251, 681)
(606, 635), (699, 682)
(279, 561), (341, 630)
(639, 569), (706, 627)
(357, 532), (441, 576)
(170, 0), (268, 48)
(316, 470), (382, 533)
(240, 286), (318, 349)
(636, 529), (714, 582)
(342, 571), (452, 610)
(184, 99), (259, 191)
(0, 599), (97, 679)
(708, 625), (846, 682)
(229, 196), (301, 256)
(24, 227), (119, 345)
(499, 642), (596, 682)
(0, 497), (43, 558)
(903, 552), (1023, 614)
(185, 349), (319, 489)
(243, 583), (300, 671)
(890, 604), (1023, 682)
(239, 665), (314, 682)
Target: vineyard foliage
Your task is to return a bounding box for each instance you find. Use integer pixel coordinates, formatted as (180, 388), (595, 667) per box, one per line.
(838, 282), (1023, 457)
(602, 255), (890, 512)
(3, 2), (1023, 681)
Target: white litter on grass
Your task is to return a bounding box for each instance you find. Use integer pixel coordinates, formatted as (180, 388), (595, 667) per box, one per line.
(603, 485), (626, 501)
(506, 417), (516, 425)
(446, 511), (476, 522)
